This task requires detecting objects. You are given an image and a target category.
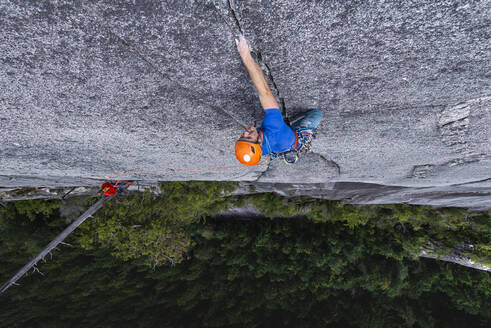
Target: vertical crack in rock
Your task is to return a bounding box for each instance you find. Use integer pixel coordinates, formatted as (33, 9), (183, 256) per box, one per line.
(212, 0), (287, 116)
(208, 0), (241, 35)
(107, 30), (248, 129)
(255, 51), (287, 116)
(317, 153), (341, 176)
(226, 0), (243, 34)
(209, 0), (285, 178)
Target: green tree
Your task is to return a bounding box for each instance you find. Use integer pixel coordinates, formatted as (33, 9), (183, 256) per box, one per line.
(0, 184), (489, 328)
(78, 181), (237, 266)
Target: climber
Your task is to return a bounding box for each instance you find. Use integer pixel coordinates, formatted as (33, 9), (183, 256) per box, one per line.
(98, 180), (134, 197)
(234, 36), (322, 166)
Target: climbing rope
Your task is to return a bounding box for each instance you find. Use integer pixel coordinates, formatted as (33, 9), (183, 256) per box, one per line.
(104, 155), (272, 179)
(104, 128), (314, 179)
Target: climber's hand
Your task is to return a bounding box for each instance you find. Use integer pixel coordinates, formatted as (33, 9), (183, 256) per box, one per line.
(236, 35), (251, 59)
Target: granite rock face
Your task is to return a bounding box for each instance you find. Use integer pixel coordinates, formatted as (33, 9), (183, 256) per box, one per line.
(0, 1), (490, 208)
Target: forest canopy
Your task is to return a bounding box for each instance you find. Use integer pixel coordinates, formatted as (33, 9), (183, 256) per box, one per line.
(0, 181), (489, 327)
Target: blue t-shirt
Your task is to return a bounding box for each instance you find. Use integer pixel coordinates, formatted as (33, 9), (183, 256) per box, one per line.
(260, 108), (296, 155)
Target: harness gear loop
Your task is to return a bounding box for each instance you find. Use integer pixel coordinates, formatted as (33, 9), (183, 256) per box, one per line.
(265, 125), (315, 165)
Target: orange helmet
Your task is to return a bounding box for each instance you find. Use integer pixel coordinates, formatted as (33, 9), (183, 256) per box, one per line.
(235, 141), (262, 166)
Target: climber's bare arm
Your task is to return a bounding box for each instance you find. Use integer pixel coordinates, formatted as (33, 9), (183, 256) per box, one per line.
(237, 37), (279, 111)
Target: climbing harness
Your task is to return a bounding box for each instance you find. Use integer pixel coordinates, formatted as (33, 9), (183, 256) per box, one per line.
(264, 127), (315, 165)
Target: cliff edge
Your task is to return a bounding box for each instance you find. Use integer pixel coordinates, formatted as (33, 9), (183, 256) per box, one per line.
(1, 1), (489, 208)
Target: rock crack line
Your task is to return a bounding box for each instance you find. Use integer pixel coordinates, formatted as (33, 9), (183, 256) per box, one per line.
(212, 0), (287, 116)
(226, 0), (244, 34)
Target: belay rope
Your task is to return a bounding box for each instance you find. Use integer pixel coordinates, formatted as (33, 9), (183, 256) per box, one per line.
(105, 156), (272, 179)
(106, 125), (314, 179)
